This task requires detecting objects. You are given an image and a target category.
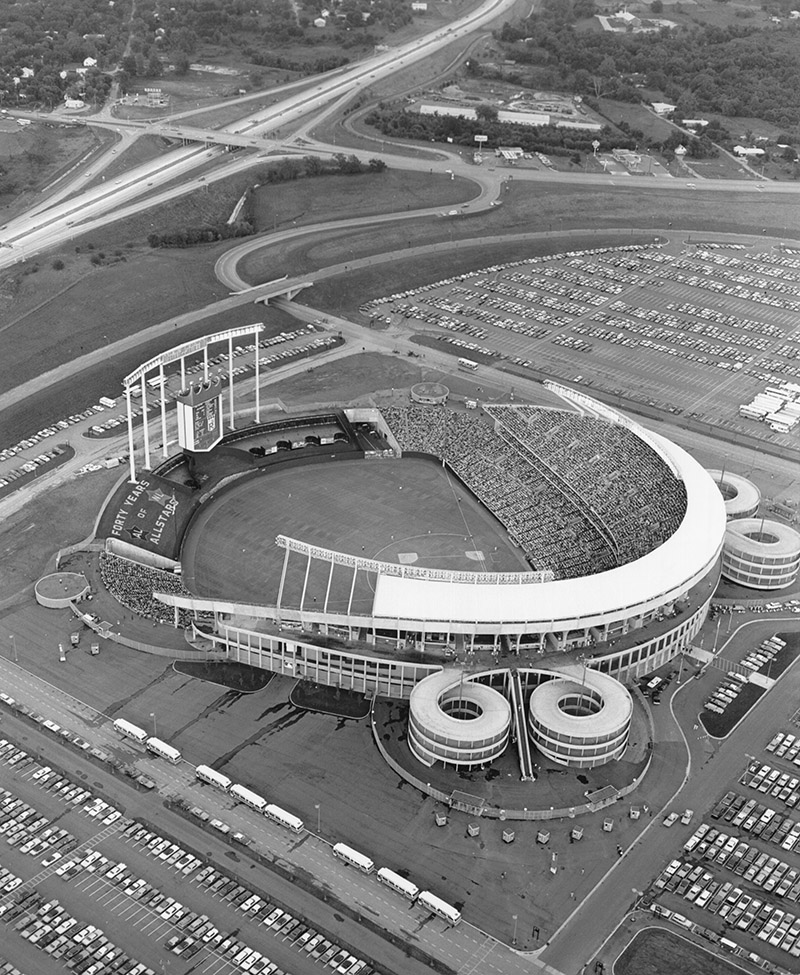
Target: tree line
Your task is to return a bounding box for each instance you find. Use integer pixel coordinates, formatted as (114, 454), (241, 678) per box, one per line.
(363, 105), (634, 157)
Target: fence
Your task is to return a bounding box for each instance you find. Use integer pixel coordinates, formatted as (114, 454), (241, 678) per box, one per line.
(370, 709), (652, 822)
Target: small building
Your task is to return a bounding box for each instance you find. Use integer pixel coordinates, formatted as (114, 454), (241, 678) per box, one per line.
(411, 1), (428, 9)
(651, 102), (676, 116)
(313, 16), (326, 26)
(733, 145), (765, 157)
(83, 57), (98, 68)
(65, 97), (85, 109)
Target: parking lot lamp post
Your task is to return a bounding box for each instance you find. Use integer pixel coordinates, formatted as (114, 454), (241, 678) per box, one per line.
(150, 712), (157, 738)
(512, 914), (518, 947)
(315, 803), (321, 833)
(9, 634), (17, 662)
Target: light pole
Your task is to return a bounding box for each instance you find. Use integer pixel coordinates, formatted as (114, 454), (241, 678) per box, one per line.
(512, 913), (518, 947)
(150, 712), (157, 738)
(9, 634), (17, 662)
(315, 803), (321, 833)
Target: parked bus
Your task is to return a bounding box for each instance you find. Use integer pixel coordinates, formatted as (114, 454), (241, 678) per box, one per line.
(229, 784), (268, 813)
(457, 357), (479, 373)
(333, 842), (374, 874)
(195, 765), (232, 793)
(112, 718), (148, 745)
(145, 737), (181, 764)
(265, 804), (304, 834)
(417, 890), (461, 926)
(377, 867), (419, 901)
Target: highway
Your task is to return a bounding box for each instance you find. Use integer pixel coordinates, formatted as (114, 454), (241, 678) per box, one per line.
(0, 0), (519, 269)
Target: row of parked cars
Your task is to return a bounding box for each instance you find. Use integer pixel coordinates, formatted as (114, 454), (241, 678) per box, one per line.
(0, 785), (80, 870)
(704, 673), (748, 715)
(741, 763), (800, 809)
(0, 888), (156, 975)
(767, 731), (800, 768)
(187, 852), (374, 975)
(711, 792), (800, 854)
(116, 820), (375, 975)
(686, 822), (800, 903)
(656, 858), (800, 958)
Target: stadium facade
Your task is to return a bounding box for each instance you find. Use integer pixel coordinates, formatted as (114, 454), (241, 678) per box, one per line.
(139, 383), (726, 771)
(90, 327), (728, 773)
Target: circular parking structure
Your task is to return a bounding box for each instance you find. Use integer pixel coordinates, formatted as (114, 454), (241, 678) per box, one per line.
(527, 666), (632, 769)
(707, 470), (760, 520)
(722, 518), (800, 590)
(408, 670), (511, 769)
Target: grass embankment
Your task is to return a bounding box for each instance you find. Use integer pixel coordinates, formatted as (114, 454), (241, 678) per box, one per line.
(614, 928), (746, 975)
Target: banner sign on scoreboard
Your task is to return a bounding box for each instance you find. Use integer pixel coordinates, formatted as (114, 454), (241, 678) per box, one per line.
(176, 377), (224, 452)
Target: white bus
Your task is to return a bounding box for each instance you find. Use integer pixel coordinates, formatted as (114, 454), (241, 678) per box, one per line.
(112, 718), (148, 745)
(417, 890), (461, 926)
(377, 867), (419, 901)
(229, 783), (268, 813)
(145, 737), (181, 764)
(333, 842), (374, 874)
(195, 765), (232, 792)
(457, 357), (479, 373)
(265, 804), (304, 834)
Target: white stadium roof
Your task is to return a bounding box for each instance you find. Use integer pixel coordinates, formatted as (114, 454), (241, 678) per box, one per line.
(373, 432), (726, 629)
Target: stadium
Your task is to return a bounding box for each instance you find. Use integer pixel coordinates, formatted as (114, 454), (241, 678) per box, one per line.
(87, 326), (727, 781)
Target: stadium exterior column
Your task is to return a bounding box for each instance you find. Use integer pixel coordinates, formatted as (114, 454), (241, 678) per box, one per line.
(140, 374), (151, 470)
(276, 546), (290, 622)
(159, 362), (168, 458)
(174, 605), (179, 627)
(300, 552), (311, 610)
(125, 385), (137, 484)
(203, 346), (209, 382)
(324, 558), (334, 613)
(180, 355), (185, 390)
(347, 565), (358, 617)
(254, 327), (261, 424)
(228, 334), (235, 430)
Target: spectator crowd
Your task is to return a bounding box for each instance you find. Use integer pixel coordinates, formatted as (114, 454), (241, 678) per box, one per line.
(382, 404), (686, 580)
(100, 552), (210, 628)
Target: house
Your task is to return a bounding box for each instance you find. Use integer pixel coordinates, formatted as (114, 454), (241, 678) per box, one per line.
(83, 57), (98, 68)
(733, 145), (765, 157)
(651, 102), (676, 116)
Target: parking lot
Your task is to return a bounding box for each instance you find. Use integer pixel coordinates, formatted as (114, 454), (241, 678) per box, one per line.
(645, 712), (800, 972)
(361, 241), (800, 438)
(0, 738), (378, 975)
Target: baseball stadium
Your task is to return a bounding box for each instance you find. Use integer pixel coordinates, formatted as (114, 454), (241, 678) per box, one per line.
(82, 325), (728, 785)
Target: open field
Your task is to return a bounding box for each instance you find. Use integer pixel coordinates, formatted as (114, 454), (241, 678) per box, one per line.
(614, 927), (745, 975)
(0, 465), (121, 603)
(248, 170), (473, 231)
(182, 456), (525, 610)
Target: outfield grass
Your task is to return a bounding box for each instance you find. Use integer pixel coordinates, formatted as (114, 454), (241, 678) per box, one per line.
(614, 927), (745, 975)
(182, 456), (525, 611)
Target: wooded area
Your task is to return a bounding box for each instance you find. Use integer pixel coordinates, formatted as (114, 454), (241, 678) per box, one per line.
(495, 0), (800, 132)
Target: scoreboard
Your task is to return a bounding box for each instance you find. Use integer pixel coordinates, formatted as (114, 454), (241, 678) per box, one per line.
(176, 378), (224, 452)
